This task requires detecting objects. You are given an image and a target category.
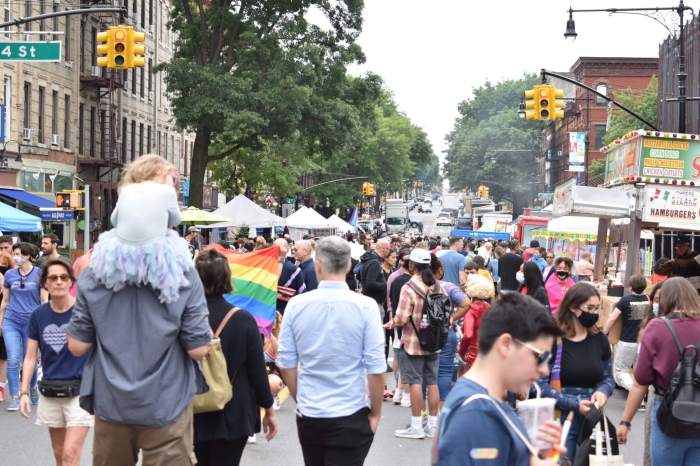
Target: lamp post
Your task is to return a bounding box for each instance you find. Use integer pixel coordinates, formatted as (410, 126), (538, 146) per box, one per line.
(564, 1), (693, 133)
(0, 139), (23, 167)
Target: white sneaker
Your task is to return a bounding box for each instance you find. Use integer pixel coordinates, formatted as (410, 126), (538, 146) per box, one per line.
(394, 426), (425, 439)
(425, 426), (436, 438)
(273, 395), (281, 410)
(247, 434), (257, 444)
(392, 388), (403, 405)
(400, 394), (411, 408)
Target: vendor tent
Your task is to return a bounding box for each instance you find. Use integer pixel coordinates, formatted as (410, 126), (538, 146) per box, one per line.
(206, 194), (285, 228)
(327, 214), (355, 234)
(286, 207), (336, 240)
(0, 201), (42, 232)
(180, 206), (232, 224)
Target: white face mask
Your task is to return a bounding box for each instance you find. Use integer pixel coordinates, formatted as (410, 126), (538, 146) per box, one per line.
(516, 271), (525, 284)
(652, 303), (660, 316)
(12, 256), (25, 266)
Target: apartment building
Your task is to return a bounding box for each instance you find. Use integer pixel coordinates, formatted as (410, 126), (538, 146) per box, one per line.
(0, 0), (194, 253)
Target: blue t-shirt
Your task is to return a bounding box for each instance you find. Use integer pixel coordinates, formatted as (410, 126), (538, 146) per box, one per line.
(3, 267), (42, 325)
(28, 303), (87, 380)
(440, 251), (467, 286)
(437, 378), (531, 466)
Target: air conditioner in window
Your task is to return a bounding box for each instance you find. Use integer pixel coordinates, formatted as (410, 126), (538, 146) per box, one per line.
(51, 134), (60, 146)
(91, 66), (101, 77)
(22, 127), (33, 142)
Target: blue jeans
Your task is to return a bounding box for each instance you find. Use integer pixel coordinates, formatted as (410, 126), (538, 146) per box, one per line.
(2, 319), (37, 398)
(651, 398), (700, 466)
(559, 386), (595, 462)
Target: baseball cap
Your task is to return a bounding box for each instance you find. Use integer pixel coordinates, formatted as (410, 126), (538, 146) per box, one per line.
(408, 248), (431, 264)
(187, 226), (200, 233)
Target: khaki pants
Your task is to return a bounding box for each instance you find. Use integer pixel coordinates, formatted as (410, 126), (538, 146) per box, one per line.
(93, 405), (196, 466)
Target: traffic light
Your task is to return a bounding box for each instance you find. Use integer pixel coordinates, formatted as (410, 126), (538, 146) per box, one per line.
(523, 88), (538, 120)
(128, 29), (146, 68)
(55, 192), (70, 208)
(95, 26), (145, 69)
(551, 88), (565, 120)
(55, 191), (85, 209)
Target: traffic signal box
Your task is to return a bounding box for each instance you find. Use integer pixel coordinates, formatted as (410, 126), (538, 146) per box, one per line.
(523, 84), (565, 121)
(96, 26), (146, 69)
(55, 191), (85, 210)
(362, 182), (375, 196)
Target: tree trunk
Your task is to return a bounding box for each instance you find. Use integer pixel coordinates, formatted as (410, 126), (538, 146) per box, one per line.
(189, 126), (211, 208)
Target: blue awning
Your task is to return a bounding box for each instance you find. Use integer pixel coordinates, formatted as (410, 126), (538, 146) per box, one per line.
(451, 229), (510, 241)
(0, 201), (42, 232)
(0, 188), (54, 209)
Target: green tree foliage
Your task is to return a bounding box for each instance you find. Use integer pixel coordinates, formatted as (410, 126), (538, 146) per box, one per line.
(444, 75), (543, 215)
(602, 76), (658, 147)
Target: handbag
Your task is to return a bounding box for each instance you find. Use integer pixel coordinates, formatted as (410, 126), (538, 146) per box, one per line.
(192, 307), (238, 414)
(38, 379), (81, 398)
(588, 412), (624, 466)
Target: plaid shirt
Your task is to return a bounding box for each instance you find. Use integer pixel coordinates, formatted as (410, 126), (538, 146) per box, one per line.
(394, 276), (444, 356)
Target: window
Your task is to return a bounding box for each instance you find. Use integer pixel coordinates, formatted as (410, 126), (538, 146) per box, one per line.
(39, 0), (46, 40)
(147, 125), (151, 151)
(63, 95), (70, 149)
(52, 3), (58, 34)
(78, 103), (84, 154)
(140, 0), (145, 27)
(24, 0), (31, 31)
(23, 82), (31, 131)
(91, 27), (97, 66)
(64, 16), (71, 61)
(133, 0), (138, 24)
(20, 171), (44, 192)
(79, 20), (85, 72)
(164, 131), (168, 160)
(132, 68), (136, 94)
(121, 117), (127, 162)
(130, 120), (135, 161)
(149, 0), (153, 25)
(4, 76), (11, 139)
(595, 83), (608, 105)
(89, 106), (95, 157)
(4, 0), (10, 37)
(139, 123), (144, 155)
(38, 86), (45, 143)
(140, 65), (144, 97)
(51, 90), (58, 137)
(148, 58), (152, 93)
(99, 109), (106, 158)
(53, 175), (72, 193)
(157, 130), (160, 155)
(594, 124), (607, 150)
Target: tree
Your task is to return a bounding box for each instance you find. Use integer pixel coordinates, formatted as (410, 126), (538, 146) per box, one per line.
(444, 74), (543, 215)
(602, 76), (658, 147)
(161, 1), (368, 207)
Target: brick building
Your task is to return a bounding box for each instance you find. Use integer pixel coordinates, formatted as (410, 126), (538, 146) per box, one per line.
(543, 57), (658, 191)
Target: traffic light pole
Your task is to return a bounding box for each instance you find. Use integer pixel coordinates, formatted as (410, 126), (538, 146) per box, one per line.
(541, 69), (659, 131)
(84, 184), (90, 254)
(0, 7), (126, 30)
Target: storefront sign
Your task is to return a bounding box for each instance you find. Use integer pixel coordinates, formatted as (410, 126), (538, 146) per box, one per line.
(568, 132), (586, 172)
(639, 137), (700, 182)
(605, 137), (640, 183)
(41, 209), (75, 221)
(641, 185), (700, 229)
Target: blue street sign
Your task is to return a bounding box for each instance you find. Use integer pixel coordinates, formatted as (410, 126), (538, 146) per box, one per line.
(41, 209), (76, 221)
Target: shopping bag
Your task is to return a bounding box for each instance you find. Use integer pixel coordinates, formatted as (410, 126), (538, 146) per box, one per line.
(589, 413), (624, 466)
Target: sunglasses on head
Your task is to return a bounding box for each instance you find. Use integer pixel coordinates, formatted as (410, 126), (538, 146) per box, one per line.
(514, 339), (552, 366)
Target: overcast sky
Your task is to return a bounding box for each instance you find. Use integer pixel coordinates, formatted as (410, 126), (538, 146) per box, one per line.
(349, 0), (683, 157)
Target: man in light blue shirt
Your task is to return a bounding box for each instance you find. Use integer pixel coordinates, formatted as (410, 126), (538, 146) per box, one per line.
(440, 237), (467, 286)
(279, 236), (386, 466)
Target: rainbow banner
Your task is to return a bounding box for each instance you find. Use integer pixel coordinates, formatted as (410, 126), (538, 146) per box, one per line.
(208, 244), (280, 334)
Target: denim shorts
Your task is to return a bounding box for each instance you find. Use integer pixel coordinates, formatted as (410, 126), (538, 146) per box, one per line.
(399, 353), (438, 385)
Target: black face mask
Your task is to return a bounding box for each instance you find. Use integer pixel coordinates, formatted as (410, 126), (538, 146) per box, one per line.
(556, 271), (569, 280)
(577, 311), (599, 328)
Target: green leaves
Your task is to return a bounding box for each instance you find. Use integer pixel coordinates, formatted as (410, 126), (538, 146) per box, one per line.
(602, 75), (657, 147)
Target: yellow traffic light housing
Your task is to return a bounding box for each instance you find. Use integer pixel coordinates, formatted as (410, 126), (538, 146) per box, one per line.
(523, 88), (538, 120)
(96, 30), (110, 67)
(112, 26), (128, 67)
(552, 88), (565, 120)
(129, 29), (146, 68)
(537, 85), (552, 120)
(523, 84), (566, 121)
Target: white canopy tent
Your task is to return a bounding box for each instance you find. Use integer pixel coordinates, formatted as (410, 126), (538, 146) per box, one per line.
(198, 194), (285, 229)
(286, 206), (336, 240)
(327, 214), (355, 234)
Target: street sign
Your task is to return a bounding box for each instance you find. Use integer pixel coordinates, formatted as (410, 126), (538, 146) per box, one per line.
(41, 209), (76, 221)
(0, 41), (62, 62)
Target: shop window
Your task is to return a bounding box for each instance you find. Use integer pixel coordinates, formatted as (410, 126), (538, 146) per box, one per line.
(19, 171), (44, 192)
(595, 83), (608, 105)
(53, 175), (72, 193)
(594, 124), (607, 150)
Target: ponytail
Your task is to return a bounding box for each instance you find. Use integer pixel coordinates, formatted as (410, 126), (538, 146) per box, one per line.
(417, 263), (436, 287)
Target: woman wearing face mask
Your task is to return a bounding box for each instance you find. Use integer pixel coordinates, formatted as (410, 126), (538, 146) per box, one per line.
(537, 282), (614, 461)
(518, 261), (550, 308)
(0, 242), (48, 411)
(544, 256), (575, 318)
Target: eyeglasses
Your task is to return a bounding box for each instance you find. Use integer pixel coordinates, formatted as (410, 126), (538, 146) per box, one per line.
(47, 274), (71, 283)
(514, 339), (552, 366)
(578, 305), (600, 314)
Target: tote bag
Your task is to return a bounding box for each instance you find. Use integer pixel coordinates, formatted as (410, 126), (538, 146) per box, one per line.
(192, 308), (238, 414)
(589, 413), (624, 466)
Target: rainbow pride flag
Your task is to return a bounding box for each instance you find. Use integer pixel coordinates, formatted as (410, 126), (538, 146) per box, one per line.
(208, 244), (280, 334)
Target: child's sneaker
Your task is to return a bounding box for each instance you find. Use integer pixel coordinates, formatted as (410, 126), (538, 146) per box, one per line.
(392, 388), (403, 405)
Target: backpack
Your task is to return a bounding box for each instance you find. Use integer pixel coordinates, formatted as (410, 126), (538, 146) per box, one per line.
(656, 317), (700, 438)
(407, 281), (452, 353)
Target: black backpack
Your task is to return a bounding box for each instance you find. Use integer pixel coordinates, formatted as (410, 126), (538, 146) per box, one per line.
(407, 281), (452, 353)
(656, 318), (700, 438)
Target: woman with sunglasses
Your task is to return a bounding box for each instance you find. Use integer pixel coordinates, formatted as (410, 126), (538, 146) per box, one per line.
(0, 242), (48, 411)
(537, 282), (614, 461)
(19, 258), (92, 465)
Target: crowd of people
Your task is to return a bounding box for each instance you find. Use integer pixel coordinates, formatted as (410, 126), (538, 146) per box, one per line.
(0, 154), (699, 466)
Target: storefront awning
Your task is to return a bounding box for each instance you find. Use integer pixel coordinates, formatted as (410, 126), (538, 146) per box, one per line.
(0, 201), (42, 232)
(0, 188), (54, 209)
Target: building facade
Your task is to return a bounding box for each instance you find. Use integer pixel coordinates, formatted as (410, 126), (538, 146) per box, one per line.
(0, 0), (195, 254)
(543, 57), (658, 191)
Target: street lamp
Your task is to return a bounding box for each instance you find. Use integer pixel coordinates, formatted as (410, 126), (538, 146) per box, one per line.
(564, 8), (577, 42)
(0, 140), (23, 166)
(563, 1), (693, 133)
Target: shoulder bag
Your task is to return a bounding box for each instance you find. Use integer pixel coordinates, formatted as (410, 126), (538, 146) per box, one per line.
(192, 307), (238, 414)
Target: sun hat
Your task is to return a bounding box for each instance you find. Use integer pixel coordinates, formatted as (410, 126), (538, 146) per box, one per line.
(466, 274), (494, 300)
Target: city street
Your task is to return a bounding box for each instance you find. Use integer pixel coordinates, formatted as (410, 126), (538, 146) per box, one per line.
(0, 372), (645, 465)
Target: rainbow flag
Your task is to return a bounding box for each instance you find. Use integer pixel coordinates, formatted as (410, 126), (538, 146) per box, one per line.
(208, 244), (280, 334)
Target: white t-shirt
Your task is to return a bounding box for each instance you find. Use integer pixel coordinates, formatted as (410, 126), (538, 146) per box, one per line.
(111, 181), (181, 243)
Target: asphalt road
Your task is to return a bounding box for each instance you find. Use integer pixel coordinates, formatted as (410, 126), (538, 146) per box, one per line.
(0, 374), (645, 466)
